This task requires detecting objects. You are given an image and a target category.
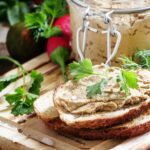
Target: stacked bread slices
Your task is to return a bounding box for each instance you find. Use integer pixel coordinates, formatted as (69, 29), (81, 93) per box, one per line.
(34, 66), (150, 140)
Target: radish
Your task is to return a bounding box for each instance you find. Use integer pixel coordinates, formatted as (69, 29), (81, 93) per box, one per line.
(53, 14), (71, 41)
(47, 36), (70, 81)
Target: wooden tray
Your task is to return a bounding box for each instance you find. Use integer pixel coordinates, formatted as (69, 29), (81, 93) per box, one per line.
(0, 53), (150, 150)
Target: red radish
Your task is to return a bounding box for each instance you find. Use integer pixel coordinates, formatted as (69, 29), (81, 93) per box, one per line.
(47, 36), (70, 57)
(53, 14), (71, 40)
(46, 36), (70, 81)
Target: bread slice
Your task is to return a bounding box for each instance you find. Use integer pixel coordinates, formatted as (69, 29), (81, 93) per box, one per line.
(47, 109), (150, 140)
(34, 91), (59, 122)
(34, 90), (150, 130)
(34, 91), (150, 140)
(53, 66), (150, 129)
(55, 98), (150, 129)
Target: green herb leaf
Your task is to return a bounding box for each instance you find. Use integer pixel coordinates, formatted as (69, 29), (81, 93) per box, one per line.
(25, 12), (62, 40)
(4, 70), (43, 116)
(118, 77), (129, 95)
(5, 87), (38, 116)
(134, 50), (150, 69)
(86, 79), (108, 98)
(51, 47), (69, 82)
(41, 26), (62, 39)
(25, 12), (47, 30)
(11, 101), (33, 116)
(122, 70), (139, 89)
(29, 70), (43, 95)
(0, 56), (43, 116)
(69, 59), (94, 81)
(120, 56), (140, 70)
(0, 2), (7, 8)
(7, 2), (29, 25)
(0, 2), (7, 21)
(0, 74), (18, 92)
(117, 70), (139, 95)
(42, 0), (68, 19)
(25, 0), (68, 40)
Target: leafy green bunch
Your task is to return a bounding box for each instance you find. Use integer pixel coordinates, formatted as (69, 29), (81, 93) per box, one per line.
(25, 0), (68, 40)
(121, 49), (150, 70)
(0, 56), (43, 116)
(5, 70), (43, 116)
(0, 0), (30, 25)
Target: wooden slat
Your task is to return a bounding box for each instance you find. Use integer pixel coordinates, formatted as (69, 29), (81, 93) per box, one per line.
(0, 116), (80, 150)
(3, 53), (49, 77)
(24, 117), (101, 150)
(91, 140), (122, 150)
(0, 62), (58, 97)
(0, 126), (55, 150)
(111, 132), (150, 150)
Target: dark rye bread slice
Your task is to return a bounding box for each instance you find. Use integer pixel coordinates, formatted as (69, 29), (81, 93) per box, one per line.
(47, 109), (150, 140)
(55, 98), (150, 129)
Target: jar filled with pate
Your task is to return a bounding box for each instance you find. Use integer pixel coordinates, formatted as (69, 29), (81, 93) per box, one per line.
(67, 0), (150, 65)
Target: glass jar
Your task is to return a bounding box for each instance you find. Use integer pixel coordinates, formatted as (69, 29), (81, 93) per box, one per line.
(67, 0), (150, 65)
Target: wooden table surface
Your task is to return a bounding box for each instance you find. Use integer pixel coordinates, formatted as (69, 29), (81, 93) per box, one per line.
(0, 53), (149, 150)
(0, 24), (150, 150)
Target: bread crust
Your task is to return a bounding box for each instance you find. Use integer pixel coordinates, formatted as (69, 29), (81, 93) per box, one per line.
(70, 101), (150, 129)
(46, 112), (150, 140)
(53, 92), (150, 128)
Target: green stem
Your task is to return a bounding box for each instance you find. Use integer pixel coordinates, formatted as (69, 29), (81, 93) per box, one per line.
(0, 56), (26, 86)
(60, 61), (68, 82)
(49, 15), (55, 28)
